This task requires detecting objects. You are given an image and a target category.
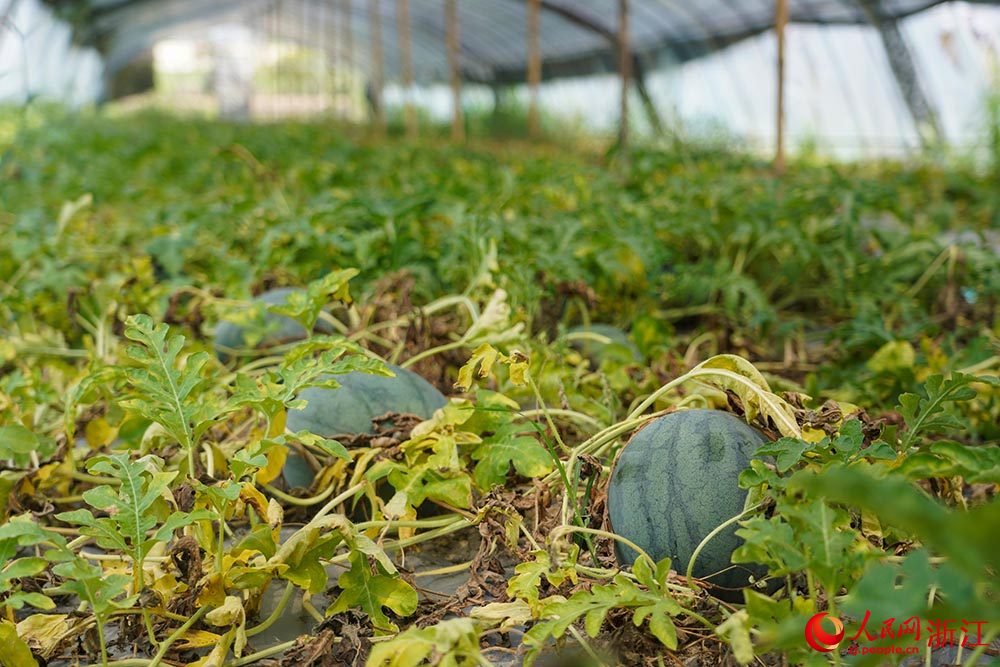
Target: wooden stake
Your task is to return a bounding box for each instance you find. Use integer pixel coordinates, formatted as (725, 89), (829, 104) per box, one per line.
(328, 0), (338, 115)
(527, 0), (542, 137)
(397, 0), (417, 137)
(340, 0), (354, 117)
(368, 0), (385, 132)
(775, 0), (789, 173)
(617, 0), (630, 145)
(446, 0), (464, 141)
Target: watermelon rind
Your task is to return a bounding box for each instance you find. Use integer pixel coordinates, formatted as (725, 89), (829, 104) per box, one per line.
(283, 363), (447, 488)
(607, 409), (770, 597)
(213, 287), (334, 361)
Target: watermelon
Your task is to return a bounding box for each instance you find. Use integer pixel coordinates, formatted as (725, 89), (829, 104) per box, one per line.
(283, 363), (448, 488)
(567, 324), (641, 364)
(607, 409), (770, 598)
(213, 287), (334, 361)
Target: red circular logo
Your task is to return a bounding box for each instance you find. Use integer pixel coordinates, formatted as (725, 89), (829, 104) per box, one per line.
(805, 612), (845, 652)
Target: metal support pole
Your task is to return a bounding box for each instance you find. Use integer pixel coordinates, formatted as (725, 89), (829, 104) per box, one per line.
(858, 0), (941, 148)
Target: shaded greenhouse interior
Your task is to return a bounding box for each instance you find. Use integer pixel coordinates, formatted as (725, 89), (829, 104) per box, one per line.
(2, 0), (999, 157)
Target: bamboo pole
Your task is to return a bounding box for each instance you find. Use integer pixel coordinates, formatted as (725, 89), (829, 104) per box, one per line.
(340, 0), (354, 118)
(397, 0), (417, 137)
(775, 0), (789, 173)
(617, 0), (630, 145)
(527, 0), (542, 137)
(446, 0), (464, 141)
(328, 0), (338, 115)
(368, 0), (385, 132)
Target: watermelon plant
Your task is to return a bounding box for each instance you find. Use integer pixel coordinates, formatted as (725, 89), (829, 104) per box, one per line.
(0, 108), (997, 667)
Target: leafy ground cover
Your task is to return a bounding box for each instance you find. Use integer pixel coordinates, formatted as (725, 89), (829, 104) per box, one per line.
(0, 108), (998, 667)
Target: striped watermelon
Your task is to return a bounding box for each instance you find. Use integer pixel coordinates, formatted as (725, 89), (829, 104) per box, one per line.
(213, 287), (334, 361)
(283, 363), (447, 488)
(607, 409), (770, 597)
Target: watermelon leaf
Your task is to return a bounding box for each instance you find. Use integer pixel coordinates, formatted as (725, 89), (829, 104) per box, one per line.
(472, 423), (553, 489)
(897, 372), (998, 450)
(687, 355), (801, 438)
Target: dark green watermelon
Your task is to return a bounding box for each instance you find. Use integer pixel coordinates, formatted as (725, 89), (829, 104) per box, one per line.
(283, 363), (447, 488)
(607, 409), (770, 598)
(213, 287), (334, 361)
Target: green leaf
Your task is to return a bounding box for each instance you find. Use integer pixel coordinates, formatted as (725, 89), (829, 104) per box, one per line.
(50, 558), (137, 620)
(716, 610), (754, 664)
(327, 550), (418, 633)
(897, 439), (1000, 483)
(897, 373), (999, 449)
(790, 464), (1000, 582)
(522, 574), (681, 665)
(1, 557), (49, 580)
(269, 269), (358, 332)
(117, 314), (220, 459)
(754, 437), (813, 473)
(472, 424), (553, 489)
(0, 425), (57, 467)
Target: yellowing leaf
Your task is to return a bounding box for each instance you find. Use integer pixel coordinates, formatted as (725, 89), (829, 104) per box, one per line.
(255, 442), (286, 486)
(688, 355), (801, 438)
(506, 350), (530, 386)
(197, 573), (227, 607)
(867, 340), (915, 374)
(84, 418), (116, 448)
(172, 629), (223, 650)
(205, 596), (247, 657)
(0, 620), (36, 667)
(16, 614), (72, 657)
(454, 344), (499, 392)
(801, 425), (827, 444)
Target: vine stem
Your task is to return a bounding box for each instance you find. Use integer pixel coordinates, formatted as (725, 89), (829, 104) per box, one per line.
(301, 595), (324, 623)
(548, 525), (657, 575)
(223, 639), (301, 667)
(263, 480), (337, 506)
(400, 339), (467, 368)
(959, 626), (999, 667)
(685, 503), (763, 592)
(313, 481), (368, 521)
(324, 516), (471, 567)
(77, 606), (211, 667)
(518, 407), (603, 429)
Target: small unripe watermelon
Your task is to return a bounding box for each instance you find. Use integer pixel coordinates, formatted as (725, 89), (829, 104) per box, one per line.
(283, 363), (447, 487)
(607, 409), (769, 597)
(213, 287), (333, 361)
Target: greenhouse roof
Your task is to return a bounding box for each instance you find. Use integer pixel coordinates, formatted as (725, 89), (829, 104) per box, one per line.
(44, 0), (1000, 82)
